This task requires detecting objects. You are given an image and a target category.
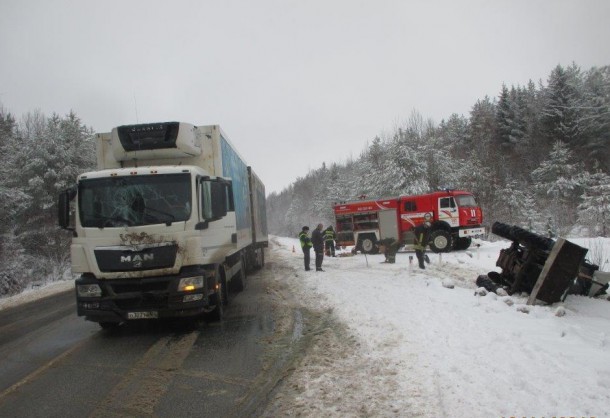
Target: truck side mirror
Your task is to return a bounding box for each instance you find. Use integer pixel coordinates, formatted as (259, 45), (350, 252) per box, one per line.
(200, 180), (228, 222)
(58, 187), (76, 230)
(210, 181), (228, 218)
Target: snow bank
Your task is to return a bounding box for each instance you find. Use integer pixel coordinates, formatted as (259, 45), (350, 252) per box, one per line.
(269, 236), (610, 417)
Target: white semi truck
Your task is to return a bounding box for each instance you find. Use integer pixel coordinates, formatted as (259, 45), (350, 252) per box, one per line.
(58, 122), (268, 328)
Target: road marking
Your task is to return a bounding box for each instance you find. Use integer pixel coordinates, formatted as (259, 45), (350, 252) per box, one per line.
(90, 331), (199, 417)
(0, 337), (89, 402)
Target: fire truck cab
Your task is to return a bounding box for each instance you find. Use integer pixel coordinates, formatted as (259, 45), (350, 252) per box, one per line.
(333, 190), (485, 254)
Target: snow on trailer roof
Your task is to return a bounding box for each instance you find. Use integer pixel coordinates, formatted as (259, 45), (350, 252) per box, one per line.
(77, 165), (207, 180)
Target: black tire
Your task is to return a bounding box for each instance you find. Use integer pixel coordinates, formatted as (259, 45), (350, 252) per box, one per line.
(429, 230), (452, 253)
(359, 235), (379, 254)
(453, 237), (472, 251)
(232, 258), (245, 293)
(207, 269), (224, 322)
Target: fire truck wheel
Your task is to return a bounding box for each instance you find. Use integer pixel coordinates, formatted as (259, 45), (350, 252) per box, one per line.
(359, 235), (379, 254)
(429, 230), (452, 253)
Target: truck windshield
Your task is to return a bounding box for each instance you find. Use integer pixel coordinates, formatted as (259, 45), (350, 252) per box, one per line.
(78, 173), (191, 228)
(454, 194), (478, 208)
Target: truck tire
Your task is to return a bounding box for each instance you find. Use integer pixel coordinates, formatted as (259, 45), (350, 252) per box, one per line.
(359, 235), (379, 254)
(208, 284), (224, 322)
(453, 237), (472, 251)
(491, 221), (554, 251)
(222, 275), (230, 305)
(429, 230), (451, 253)
(232, 257), (246, 293)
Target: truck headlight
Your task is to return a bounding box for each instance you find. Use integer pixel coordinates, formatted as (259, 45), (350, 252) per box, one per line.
(178, 276), (204, 292)
(77, 284), (102, 297)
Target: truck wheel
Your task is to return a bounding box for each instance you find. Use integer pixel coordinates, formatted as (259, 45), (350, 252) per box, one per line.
(359, 236), (379, 254)
(429, 230), (451, 253)
(453, 237), (472, 251)
(208, 283), (224, 322)
(232, 258), (246, 293)
(222, 275), (230, 305)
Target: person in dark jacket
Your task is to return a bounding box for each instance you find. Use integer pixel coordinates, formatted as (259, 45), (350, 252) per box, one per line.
(324, 226), (337, 257)
(299, 226), (313, 271)
(413, 216), (432, 269)
(311, 223), (325, 271)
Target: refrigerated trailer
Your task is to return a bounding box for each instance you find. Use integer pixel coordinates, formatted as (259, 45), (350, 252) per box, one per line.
(58, 122), (268, 328)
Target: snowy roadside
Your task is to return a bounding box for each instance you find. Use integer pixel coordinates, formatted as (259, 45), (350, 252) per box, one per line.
(2, 237), (609, 417)
(0, 279), (73, 311)
(264, 236), (610, 418)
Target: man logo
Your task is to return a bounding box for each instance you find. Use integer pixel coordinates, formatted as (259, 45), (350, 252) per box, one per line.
(120, 253), (154, 268)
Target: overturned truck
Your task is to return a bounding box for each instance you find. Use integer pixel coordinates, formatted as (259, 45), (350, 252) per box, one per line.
(477, 222), (608, 305)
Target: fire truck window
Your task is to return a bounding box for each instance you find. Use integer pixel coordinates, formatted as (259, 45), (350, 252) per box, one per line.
(455, 195), (477, 207)
(440, 197), (450, 208)
(404, 201), (416, 212)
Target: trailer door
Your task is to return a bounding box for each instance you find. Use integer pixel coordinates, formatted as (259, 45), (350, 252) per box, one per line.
(379, 210), (399, 241)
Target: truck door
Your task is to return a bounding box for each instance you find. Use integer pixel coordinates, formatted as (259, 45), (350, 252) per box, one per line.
(438, 197), (459, 227)
(378, 210), (399, 241)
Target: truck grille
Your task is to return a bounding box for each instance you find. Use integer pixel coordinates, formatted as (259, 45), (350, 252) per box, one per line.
(104, 278), (171, 310)
(94, 244), (178, 272)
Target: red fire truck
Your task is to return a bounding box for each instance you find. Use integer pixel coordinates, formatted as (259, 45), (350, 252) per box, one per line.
(333, 190), (485, 253)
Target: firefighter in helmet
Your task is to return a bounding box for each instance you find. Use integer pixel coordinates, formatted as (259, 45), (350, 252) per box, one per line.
(324, 225), (337, 257)
(413, 213), (432, 269)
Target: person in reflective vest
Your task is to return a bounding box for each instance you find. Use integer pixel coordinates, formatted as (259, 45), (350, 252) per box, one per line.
(413, 218), (432, 269)
(299, 226), (313, 271)
(324, 226), (337, 257)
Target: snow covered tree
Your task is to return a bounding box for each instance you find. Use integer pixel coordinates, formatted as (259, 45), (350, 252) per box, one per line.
(577, 170), (610, 237)
(540, 64), (583, 148)
(6, 111), (95, 284)
(495, 84), (515, 151)
(531, 141), (584, 234)
(579, 66), (610, 171)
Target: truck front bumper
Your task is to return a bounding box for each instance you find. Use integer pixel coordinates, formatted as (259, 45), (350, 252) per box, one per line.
(75, 269), (216, 323)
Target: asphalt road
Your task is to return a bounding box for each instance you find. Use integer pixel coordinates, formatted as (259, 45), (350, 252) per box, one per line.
(0, 252), (309, 417)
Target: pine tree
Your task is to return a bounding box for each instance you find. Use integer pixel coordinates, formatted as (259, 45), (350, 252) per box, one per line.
(540, 64), (583, 148)
(577, 170), (610, 237)
(531, 141), (584, 234)
(579, 66), (610, 171)
(9, 111), (95, 281)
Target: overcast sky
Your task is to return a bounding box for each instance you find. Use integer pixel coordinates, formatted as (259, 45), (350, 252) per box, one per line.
(1, 0), (609, 194)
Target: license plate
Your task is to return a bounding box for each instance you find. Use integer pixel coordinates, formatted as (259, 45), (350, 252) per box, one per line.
(127, 311), (159, 320)
(460, 227), (485, 237)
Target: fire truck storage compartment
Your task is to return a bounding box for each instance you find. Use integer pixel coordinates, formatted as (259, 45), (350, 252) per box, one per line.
(379, 210), (399, 241)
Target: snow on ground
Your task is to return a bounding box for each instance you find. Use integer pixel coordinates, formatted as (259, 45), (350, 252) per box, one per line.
(0, 279), (73, 311)
(2, 237), (609, 417)
(267, 236), (610, 418)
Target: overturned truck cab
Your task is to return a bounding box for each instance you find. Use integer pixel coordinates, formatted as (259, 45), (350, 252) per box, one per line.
(58, 122), (268, 329)
(477, 222), (607, 305)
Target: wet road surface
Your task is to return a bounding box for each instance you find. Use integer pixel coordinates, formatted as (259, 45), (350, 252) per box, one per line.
(0, 252), (312, 417)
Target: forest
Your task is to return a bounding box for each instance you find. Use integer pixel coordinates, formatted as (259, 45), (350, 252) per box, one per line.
(0, 62), (609, 296)
(267, 63), (610, 240)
